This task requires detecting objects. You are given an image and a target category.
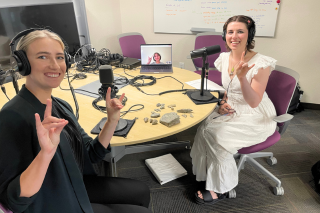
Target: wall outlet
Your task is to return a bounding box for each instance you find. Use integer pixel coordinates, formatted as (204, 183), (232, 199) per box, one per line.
(179, 62), (184, 69)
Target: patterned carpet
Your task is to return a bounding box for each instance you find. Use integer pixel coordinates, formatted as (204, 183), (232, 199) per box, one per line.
(104, 109), (320, 213)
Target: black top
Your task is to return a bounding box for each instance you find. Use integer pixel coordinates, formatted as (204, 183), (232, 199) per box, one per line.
(0, 85), (111, 213)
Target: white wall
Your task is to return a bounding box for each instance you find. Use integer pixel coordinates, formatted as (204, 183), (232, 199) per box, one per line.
(84, 0), (122, 54)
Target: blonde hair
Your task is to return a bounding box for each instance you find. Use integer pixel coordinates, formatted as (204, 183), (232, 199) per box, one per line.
(16, 29), (65, 52)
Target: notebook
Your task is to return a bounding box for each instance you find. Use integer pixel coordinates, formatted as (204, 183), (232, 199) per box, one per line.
(145, 153), (187, 185)
(140, 44), (173, 74)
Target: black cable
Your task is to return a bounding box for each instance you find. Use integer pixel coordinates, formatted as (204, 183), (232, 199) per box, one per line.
(1, 86), (10, 101)
(66, 73), (80, 120)
(59, 85), (100, 96)
(92, 94), (135, 118)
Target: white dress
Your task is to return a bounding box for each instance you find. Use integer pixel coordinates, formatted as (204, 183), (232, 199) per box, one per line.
(190, 52), (277, 193)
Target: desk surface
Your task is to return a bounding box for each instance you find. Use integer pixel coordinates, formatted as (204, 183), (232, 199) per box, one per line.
(0, 68), (217, 147)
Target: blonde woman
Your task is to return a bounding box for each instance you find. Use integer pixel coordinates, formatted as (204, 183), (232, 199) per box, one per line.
(0, 29), (151, 213)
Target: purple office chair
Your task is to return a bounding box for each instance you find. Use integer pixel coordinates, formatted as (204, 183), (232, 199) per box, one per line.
(227, 65), (300, 198)
(0, 203), (12, 213)
(118, 32), (146, 59)
(193, 32), (227, 86)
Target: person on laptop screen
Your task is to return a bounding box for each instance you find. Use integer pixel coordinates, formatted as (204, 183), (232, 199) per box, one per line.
(147, 52), (165, 64)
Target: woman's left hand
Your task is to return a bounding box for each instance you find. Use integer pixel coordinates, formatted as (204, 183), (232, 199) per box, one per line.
(235, 51), (255, 79)
(105, 87), (125, 123)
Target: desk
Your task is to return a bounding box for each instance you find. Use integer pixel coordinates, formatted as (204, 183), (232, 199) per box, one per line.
(0, 67), (218, 176)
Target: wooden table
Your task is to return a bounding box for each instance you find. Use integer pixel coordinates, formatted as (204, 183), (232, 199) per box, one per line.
(0, 67), (218, 176)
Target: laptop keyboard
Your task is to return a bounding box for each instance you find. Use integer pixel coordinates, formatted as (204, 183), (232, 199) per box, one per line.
(141, 66), (171, 70)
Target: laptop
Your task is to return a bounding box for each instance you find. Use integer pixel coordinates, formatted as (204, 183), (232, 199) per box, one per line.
(140, 44), (173, 74)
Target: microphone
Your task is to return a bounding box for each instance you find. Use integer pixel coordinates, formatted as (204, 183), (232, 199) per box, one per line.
(189, 45), (221, 102)
(98, 65), (118, 99)
(97, 65), (127, 132)
(190, 45), (221, 59)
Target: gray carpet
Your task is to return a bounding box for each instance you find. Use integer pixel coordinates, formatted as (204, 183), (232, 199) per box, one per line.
(103, 109), (320, 213)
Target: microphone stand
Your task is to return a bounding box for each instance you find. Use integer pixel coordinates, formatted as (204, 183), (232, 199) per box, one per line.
(190, 51), (214, 101)
(98, 85), (128, 132)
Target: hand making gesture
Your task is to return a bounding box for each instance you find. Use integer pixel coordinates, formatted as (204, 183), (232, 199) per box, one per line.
(147, 56), (152, 64)
(105, 87), (125, 122)
(35, 99), (68, 157)
(235, 51), (255, 79)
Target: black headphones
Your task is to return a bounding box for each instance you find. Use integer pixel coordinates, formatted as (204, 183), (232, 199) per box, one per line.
(9, 28), (71, 76)
(153, 52), (161, 61)
(107, 53), (124, 65)
(222, 18), (256, 46)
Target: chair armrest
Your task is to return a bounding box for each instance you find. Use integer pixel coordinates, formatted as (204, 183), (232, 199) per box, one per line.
(273, 113), (293, 123)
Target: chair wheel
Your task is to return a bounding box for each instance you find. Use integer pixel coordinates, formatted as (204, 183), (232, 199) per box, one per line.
(267, 157), (277, 166)
(228, 189), (236, 198)
(273, 187), (284, 196)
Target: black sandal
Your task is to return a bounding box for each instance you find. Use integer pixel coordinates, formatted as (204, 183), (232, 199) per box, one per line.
(195, 190), (228, 205)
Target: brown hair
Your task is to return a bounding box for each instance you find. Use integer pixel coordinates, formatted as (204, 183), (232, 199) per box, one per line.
(223, 15), (256, 52)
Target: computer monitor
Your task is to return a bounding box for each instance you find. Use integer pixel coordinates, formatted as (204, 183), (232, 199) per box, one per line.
(0, 2), (81, 69)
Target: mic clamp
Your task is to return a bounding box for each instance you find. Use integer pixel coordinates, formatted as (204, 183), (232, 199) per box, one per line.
(98, 84), (118, 100)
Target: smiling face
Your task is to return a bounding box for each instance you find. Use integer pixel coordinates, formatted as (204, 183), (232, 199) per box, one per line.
(154, 53), (161, 62)
(25, 37), (66, 93)
(226, 21), (249, 52)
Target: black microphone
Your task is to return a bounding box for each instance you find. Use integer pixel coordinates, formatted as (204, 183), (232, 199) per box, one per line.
(189, 45), (221, 102)
(98, 65), (118, 99)
(190, 45), (221, 59)
(97, 65), (127, 132)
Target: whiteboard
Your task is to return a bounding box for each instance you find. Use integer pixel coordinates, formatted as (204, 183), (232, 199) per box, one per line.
(154, 0), (280, 37)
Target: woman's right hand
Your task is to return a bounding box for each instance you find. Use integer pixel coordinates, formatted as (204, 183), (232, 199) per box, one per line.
(147, 56), (152, 64)
(218, 102), (234, 115)
(35, 99), (68, 157)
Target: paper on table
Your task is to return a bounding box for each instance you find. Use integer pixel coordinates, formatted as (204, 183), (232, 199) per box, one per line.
(185, 79), (225, 91)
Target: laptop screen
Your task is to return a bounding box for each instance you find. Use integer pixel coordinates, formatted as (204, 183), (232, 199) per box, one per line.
(141, 44), (172, 65)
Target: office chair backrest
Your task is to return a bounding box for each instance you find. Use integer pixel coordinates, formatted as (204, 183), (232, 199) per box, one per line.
(265, 65), (299, 123)
(118, 32), (146, 59)
(0, 202), (12, 213)
(193, 32), (227, 70)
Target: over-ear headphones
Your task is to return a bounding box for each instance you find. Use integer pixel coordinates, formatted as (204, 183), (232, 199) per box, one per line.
(9, 28), (71, 76)
(107, 53), (124, 65)
(153, 52), (161, 61)
(222, 18), (256, 46)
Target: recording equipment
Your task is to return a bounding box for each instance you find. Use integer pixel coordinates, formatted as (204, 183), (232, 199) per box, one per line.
(9, 28), (71, 76)
(98, 65), (118, 99)
(189, 45), (221, 102)
(118, 57), (141, 70)
(97, 65), (127, 132)
(190, 45), (221, 59)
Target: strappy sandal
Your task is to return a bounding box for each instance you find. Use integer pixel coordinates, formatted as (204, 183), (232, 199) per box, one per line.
(195, 189), (228, 205)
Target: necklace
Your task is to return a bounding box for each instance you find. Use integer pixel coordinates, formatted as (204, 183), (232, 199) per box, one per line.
(230, 60), (240, 77)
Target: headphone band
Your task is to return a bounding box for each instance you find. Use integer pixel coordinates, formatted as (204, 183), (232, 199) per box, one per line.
(9, 28), (44, 54)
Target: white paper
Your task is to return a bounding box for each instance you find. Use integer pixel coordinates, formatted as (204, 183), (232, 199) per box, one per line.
(145, 154), (187, 185)
(185, 79), (225, 91)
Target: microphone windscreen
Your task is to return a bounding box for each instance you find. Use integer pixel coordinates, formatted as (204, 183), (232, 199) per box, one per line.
(99, 65), (113, 86)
